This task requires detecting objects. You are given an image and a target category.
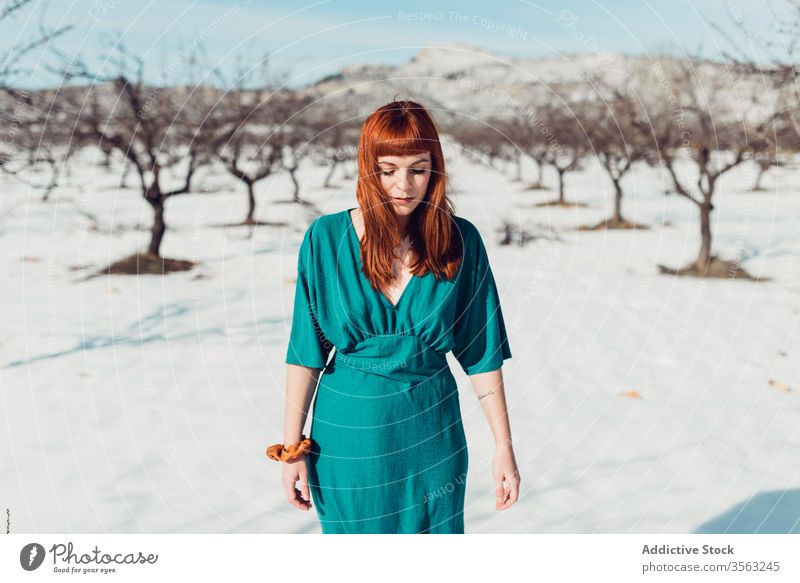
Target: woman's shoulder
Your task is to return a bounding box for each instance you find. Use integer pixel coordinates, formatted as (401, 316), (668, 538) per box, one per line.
(302, 209), (349, 241)
(451, 214), (486, 252)
(452, 214), (478, 237)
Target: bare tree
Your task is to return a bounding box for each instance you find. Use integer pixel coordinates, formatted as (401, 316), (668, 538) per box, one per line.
(0, 0), (71, 83)
(583, 79), (650, 229)
(307, 95), (362, 189)
(492, 117), (530, 183)
(448, 118), (508, 174)
(50, 43), (221, 262)
(206, 55), (304, 224)
(714, 0), (800, 186)
(0, 1), (73, 197)
(213, 90), (292, 224)
(636, 57), (759, 277)
(278, 94), (317, 205)
(748, 99), (800, 191)
(516, 106), (551, 189)
(0, 87), (85, 201)
(535, 101), (590, 207)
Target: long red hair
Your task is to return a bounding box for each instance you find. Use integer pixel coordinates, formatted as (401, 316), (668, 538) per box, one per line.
(355, 100), (462, 292)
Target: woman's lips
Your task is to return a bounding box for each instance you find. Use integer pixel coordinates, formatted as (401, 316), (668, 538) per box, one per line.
(392, 197), (415, 205)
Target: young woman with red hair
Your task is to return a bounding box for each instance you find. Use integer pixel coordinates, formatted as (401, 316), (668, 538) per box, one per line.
(271, 100), (519, 533)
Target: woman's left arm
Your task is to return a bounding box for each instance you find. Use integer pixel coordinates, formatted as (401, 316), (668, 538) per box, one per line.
(470, 367), (520, 510)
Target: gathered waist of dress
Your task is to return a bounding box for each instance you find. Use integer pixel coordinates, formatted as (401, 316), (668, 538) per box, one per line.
(326, 334), (451, 384)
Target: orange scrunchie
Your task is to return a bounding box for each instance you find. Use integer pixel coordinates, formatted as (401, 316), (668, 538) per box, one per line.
(266, 435), (313, 462)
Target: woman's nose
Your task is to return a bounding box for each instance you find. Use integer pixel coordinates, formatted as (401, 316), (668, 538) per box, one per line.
(397, 169), (413, 188)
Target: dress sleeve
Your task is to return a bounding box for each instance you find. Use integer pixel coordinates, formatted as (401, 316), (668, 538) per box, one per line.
(452, 225), (512, 375)
(285, 220), (333, 369)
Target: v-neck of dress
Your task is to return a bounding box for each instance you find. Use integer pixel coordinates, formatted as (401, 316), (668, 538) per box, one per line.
(345, 207), (418, 310)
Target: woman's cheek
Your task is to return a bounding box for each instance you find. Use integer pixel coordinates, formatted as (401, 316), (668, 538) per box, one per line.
(418, 177), (430, 194)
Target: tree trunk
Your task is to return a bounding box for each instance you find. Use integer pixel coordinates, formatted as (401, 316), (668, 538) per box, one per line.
(752, 165), (767, 191)
(515, 157), (523, 182)
(695, 201), (713, 271)
(39, 159), (58, 202)
(612, 177), (623, 223)
(532, 158), (545, 188)
(245, 179), (256, 224)
(289, 166), (300, 203)
(323, 159), (338, 188)
(558, 169), (566, 202)
(120, 161), (131, 189)
(147, 196), (166, 258)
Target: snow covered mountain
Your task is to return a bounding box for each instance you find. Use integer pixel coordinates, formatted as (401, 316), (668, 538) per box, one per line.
(300, 43), (771, 124)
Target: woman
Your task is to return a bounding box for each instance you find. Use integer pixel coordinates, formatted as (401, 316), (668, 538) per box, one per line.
(271, 100), (519, 534)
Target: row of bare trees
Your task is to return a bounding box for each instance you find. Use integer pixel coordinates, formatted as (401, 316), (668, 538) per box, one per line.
(2, 17), (799, 278)
(454, 56), (799, 278)
(1, 43), (365, 266)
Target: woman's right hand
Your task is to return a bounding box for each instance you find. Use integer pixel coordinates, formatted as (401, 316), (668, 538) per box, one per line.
(281, 456), (312, 511)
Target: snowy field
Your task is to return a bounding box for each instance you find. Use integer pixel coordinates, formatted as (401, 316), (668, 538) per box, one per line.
(1, 146), (799, 534)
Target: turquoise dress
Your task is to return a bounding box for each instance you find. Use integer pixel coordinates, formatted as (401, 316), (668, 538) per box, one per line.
(285, 208), (512, 534)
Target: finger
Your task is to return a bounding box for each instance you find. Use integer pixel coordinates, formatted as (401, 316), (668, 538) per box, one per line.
(291, 487), (312, 510)
(301, 480), (312, 505)
(495, 482), (505, 504)
(496, 477), (513, 509)
(283, 474), (310, 510)
(497, 485), (518, 509)
(282, 479), (296, 503)
(286, 487), (303, 509)
(496, 485), (509, 507)
(496, 493), (512, 510)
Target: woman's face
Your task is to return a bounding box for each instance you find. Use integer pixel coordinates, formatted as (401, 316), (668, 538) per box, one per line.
(377, 152), (432, 217)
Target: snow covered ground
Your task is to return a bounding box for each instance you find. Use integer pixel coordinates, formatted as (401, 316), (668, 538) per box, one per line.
(1, 146), (799, 534)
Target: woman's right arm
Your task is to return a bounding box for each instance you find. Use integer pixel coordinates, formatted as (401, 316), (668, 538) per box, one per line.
(281, 219), (330, 510)
(283, 364), (321, 443)
(280, 363), (322, 511)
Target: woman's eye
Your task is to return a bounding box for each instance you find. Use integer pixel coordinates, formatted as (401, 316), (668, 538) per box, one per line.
(380, 169), (427, 176)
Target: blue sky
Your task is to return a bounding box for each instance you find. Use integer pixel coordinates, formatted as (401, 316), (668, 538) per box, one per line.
(0, 0), (787, 88)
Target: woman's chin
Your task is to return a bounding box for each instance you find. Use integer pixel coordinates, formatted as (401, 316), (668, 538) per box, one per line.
(391, 201), (421, 215)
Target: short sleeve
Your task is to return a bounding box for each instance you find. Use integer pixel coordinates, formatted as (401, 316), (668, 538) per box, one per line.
(285, 221), (333, 369)
(452, 226), (512, 375)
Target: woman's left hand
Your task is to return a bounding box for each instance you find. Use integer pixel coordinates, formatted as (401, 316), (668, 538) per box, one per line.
(493, 441), (520, 510)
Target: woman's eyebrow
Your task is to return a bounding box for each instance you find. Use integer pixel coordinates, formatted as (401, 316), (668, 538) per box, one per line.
(377, 158), (429, 167)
